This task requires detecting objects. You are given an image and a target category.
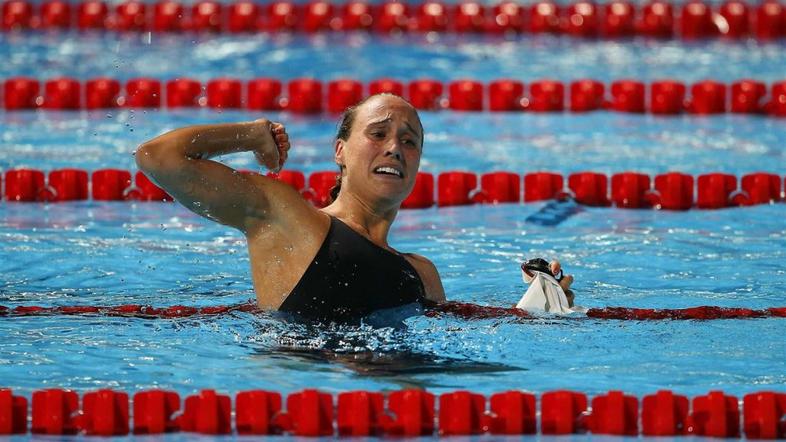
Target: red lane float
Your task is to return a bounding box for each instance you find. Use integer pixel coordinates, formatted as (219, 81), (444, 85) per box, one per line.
(680, 1), (718, 39)
(4, 387), (786, 437)
(368, 78), (404, 96)
(739, 172), (781, 205)
(207, 78), (242, 109)
(3, 77), (39, 110)
(454, 2), (485, 33)
(414, 0), (448, 33)
(720, 0), (750, 37)
(338, 1), (373, 31)
(81, 390), (129, 436)
(570, 79), (605, 112)
(227, 1), (260, 33)
(528, 80), (564, 112)
(489, 79), (524, 111)
(475, 172), (520, 204)
(133, 390), (181, 434)
(3, 77), (786, 117)
(541, 390), (587, 434)
(304, 170), (337, 208)
(438, 391), (485, 435)
(3, 169), (785, 210)
(524, 172), (564, 202)
(78, 0), (108, 30)
(190, 1), (222, 32)
(731, 79), (767, 114)
(588, 391), (638, 435)
(247, 78), (282, 110)
(611, 172), (651, 208)
(602, 1), (635, 37)
(114, 0), (147, 32)
(374, 0), (410, 33)
(92, 169), (132, 201)
(640, 0), (675, 38)
(687, 80), (726, 114)
(651, 80), (686, 115)
(31, 389), (79, 435)
(39, 0), (72, 29)
(448, 80), (483, 111)
(0, 389), (27, 434)
(565, 1), (598, 37)
(569, 171), (609, 206)
(385, 389), (435, 436)
(3, 0), (786, 39)
(45, 168), (89, 202)
(491, 1), (525, 33)
(2, 302), (786, 321)
(401, 172), (435, 209)
(642, 390), (689, 435)
(530, 1), (560, 33)
(408, 79), (444, 110)
(691, 391), (741, 437)
(437, 171), (477, 206)
(166, 78), (201, 108)
(743, 391), (786, 439)
(85, 78), (120, 109)
(611, 80), (646, 113)
(756, 1), (786, 40)
(4, 169), (45, 201)
(697, 173), (737, 209)
(486, 391), (537, 434)
(44, 77), (80, 110)
(153, 0), (184, 32)
(2, 0), (33, 30)
(337, 391), (384, 436)
(286, 78), (322, 113)
(651, 172), (693, 210)
(125, 78), (161, 108)
(327, 79), (362, 113)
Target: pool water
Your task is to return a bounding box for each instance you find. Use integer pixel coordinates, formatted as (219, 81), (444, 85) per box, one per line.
(2, 27), (786, 409)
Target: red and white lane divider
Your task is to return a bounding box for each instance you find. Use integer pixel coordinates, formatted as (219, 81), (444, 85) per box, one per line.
(1, 168), (784, 210)
(2, 301), (786, 321)
(1, 387), (785, 437)
(2, 0), (786, 40)
(4, 77), (786, 116)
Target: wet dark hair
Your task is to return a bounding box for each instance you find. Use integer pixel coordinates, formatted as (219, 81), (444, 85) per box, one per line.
(329, 93), (423, 202)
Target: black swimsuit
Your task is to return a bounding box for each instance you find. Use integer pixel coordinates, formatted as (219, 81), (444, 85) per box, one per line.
(279, 216), (427, 322)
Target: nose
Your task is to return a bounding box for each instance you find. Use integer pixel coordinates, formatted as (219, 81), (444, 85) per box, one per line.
(384, 142), (403, 161)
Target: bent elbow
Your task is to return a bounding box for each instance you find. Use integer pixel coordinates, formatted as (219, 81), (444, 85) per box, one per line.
(135, 140), (176, 176)
(134, 142), (155, 172)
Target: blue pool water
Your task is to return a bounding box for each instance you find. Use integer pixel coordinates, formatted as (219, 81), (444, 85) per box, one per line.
(1, 28), (786, 414)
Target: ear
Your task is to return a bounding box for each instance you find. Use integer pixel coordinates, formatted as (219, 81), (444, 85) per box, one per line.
(334, 138), (345, 167)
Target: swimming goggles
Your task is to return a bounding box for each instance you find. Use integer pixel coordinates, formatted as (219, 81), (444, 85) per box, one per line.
(520, 258), (564, 282)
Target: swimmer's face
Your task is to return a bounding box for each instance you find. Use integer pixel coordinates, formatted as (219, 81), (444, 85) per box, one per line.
(335, 94), (424, 206)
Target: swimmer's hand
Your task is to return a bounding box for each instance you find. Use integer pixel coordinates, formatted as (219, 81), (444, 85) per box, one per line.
(252, 119), (290, 173)
(550, 259), (575, 307)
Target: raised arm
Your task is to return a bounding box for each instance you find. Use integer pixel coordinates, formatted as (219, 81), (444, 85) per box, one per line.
(135, 119), (304, 234)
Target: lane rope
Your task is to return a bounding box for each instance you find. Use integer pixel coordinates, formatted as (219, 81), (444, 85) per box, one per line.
(4, 77), (786, 116)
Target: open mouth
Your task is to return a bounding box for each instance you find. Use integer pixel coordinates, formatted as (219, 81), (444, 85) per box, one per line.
(373, 166), (404, 178)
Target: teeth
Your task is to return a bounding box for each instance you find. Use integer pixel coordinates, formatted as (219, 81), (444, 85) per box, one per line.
(374, 166), (403, 177)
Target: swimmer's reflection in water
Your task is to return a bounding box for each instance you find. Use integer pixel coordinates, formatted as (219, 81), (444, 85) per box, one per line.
(255, 307), (522, 387)
(135, 93), (575, 322)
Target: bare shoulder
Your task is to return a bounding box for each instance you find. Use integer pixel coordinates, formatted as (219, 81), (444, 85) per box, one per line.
(242, 172), (328, 238)
(403, 253), (446, 303)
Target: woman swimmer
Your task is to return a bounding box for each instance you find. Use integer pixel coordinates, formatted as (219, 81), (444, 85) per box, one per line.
(135, 93), (574, 321)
